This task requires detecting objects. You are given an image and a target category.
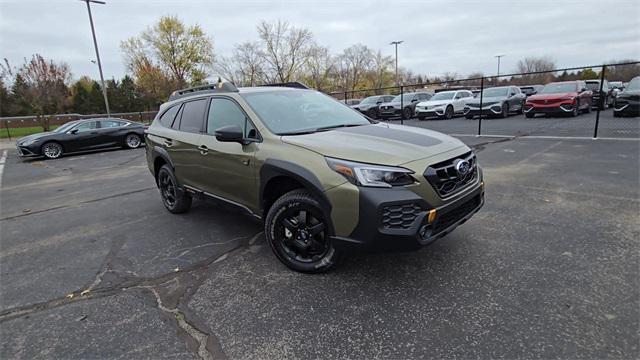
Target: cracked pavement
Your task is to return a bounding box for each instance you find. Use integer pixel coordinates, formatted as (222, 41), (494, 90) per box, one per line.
(0, 130), (638, 359)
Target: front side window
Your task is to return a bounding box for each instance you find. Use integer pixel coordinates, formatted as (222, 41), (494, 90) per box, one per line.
(430, 92), (455, 101)
(242, 90), (370, 135)
(482, 87), (509, 97)
(74, 121), (98, 132)
(179, 99), (207, 133)
(207, 98), (256, 138)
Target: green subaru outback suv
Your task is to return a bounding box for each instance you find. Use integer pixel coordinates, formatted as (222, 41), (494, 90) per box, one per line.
(145, 81), (484, 272)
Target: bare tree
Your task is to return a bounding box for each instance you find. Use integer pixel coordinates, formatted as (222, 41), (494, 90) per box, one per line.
(304, 44), (334, 91)
(368, 50), (394, 91)
(605, 59), (640, 82)
(515, 56), (556, 84)
(257, 20), (313, 83)
(336, 44), (373, 91)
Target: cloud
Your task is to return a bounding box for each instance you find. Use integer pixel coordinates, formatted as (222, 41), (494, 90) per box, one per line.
(1, 0), (638, 80)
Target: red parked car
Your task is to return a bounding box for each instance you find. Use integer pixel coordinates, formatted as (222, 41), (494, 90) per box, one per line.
(524, 81), (592, 118)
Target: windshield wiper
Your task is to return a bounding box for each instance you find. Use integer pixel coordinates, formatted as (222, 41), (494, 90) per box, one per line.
(279, 123), (365, 136)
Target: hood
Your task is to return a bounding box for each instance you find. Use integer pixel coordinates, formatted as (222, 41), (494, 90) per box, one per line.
(418, 99), (452, 107)
(281, 123), (466, 166)
(18, 131), (56, 144)
(618, 89), (640, 98)
(467, 96), (506, 105)
(528, 92), (577, 101)
(351, 103), (375, 110)
(379, 101), (403, 108)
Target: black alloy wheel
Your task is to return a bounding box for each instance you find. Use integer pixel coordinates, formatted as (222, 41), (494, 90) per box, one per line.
(402, 107), (412, 120)
(157, 164), (192, 213)
(444, 105), (454, 119)
(265, 189), (339, 273)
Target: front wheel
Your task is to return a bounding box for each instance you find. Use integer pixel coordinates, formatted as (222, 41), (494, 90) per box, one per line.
(525, 112), (535, 118)
(402, 107), (413, 120)
(571, 101), (579, 117)
(41, 142), (63, 159)
(443, 105), (454, 119)
(500, 103), (509, 118)
(265, 189), (340, 273)
(157, 164), (192, 214)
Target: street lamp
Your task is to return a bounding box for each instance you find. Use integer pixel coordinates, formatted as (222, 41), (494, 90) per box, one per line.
(494, 54), (505, 77)
(79, 0), (110, 117)
(390, 41), (403, 85)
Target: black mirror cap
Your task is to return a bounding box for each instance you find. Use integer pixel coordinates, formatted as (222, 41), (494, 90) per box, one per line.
(214, 125), (244, 143)
(70, 129), (78, 134)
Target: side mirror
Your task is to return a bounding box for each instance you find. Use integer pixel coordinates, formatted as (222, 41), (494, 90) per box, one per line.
(215, 125), (244, 143)
(70, 129), (78, 134)
(411, 99), (418, 103)
(376, 101), (383, 104)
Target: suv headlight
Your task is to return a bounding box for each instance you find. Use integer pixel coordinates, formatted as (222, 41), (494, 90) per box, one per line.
(326, 157), (415, 188)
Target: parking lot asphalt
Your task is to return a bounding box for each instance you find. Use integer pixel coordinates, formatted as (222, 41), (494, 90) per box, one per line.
(0, 122), (638, 358)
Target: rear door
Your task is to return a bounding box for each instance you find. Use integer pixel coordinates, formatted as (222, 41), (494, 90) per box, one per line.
(96, 120), (127, 148)
(170, 98), (208, 189)
(198, 97), (259, 209)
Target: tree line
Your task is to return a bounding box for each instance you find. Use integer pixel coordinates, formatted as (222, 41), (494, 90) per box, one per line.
(1, 16), (638, 119)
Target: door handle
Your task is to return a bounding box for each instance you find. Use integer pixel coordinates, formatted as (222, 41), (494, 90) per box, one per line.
(163, 139), (174, 148)
(198, 145), (208, 155)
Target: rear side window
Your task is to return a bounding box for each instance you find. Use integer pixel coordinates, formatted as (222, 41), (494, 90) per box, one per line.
(101, 120), (125, 128)
(179, 99), (207, 133)
(159, 105), (180, 128)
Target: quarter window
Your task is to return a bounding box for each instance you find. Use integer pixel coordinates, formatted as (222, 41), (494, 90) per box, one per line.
(100, 120), (125, 128)
(207, 98), (256, 138)
(159, 105), (180, 127)
(179, 99), (207, 133)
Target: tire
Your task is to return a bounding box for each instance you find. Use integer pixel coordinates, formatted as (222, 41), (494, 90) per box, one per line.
(124, 133), (142, 149)
(465, 114), (474, 120)
(584, 102), (592, 113)
(402, 107), (413, 120)
(444, 105), (454, 119)
(525, 112), (535, 119)
(265, 189), (340, 273)
(571, 101), (579, 117)
(157, 164), (192, 214)
(500, 103), (509, 118)
(41, 142), (63, 159)
(517, 101), (524, 114)
(417, 114), (426, 121)
(367, 108), (379, 119)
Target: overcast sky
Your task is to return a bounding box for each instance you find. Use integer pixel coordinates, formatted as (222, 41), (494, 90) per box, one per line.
(1, 0), (639, 81)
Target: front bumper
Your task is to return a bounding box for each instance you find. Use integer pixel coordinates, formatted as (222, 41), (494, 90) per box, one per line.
(416, 107), (446, 118)
(524, 102), (575, 115)
(613, 101), (640, 117)
(464, 106), (503, 117)
(379, 107), (402, 118)
(331, 177), (485, 252)
(16, 144), (39, 157)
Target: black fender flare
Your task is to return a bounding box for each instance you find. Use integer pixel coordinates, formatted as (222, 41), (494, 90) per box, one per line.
(260, 159), (332, 217)
(151, 145), (175, 177)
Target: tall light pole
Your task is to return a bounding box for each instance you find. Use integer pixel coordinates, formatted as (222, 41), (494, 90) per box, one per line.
(390, 41), (403, 85)
(495, 54), (505, 77)
(80, 0), (110, 117)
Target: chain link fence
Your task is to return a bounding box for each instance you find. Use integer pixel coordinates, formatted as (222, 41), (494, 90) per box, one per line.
(329, 61), (640, 139)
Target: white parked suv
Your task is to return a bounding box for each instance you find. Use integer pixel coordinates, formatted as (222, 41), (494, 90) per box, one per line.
(415, 90), (474, 120)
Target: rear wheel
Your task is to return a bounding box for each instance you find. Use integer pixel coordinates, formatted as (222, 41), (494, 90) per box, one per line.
(41, 142), (63, 159)
(265, 189), (340, 273)
(125, 133), (142, 149)
(157, 164), (192, 214)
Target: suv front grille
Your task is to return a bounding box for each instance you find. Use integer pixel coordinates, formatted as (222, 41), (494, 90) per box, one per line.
(432, 195), (481, 235)
(382, 203), (422, 229)
(424, 151), (477, 198)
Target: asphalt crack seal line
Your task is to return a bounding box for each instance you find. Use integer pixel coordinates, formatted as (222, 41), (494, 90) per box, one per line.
(0, 231), (264, 358)
(0, 186), (156, 221)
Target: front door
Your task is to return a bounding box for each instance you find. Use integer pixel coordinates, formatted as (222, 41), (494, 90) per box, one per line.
(65, 121), (100, 152)
(198, 97), (258, 210)
(169, 98), (208, 189)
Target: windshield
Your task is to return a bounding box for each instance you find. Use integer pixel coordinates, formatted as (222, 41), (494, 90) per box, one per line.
(360, 96), (383, 104)
(242, 90), (370, 135)
(54, 121), (81, 133)
(627, 77), (640, 91)
(482, 87), (509, 97)
(541, 83), (577, 94)
(585, 82), (600, 90)
(390, 94), (417, 102)
(430, 92), (455, 101)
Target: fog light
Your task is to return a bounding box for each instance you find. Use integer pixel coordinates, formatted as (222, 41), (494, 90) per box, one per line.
(427, 209), (437, 224)
(481, 181), (485, 191)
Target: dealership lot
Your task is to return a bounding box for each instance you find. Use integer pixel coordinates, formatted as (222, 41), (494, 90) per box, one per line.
(0, 115), (638, 359)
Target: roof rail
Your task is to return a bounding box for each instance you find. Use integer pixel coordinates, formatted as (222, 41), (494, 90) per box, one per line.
(168, 78), (239, 101)
(260, 81), (310, 89)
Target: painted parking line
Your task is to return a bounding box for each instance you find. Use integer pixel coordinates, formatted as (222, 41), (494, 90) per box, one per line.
(0, 150), (7, 189)
(450, 134), (640, 141)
